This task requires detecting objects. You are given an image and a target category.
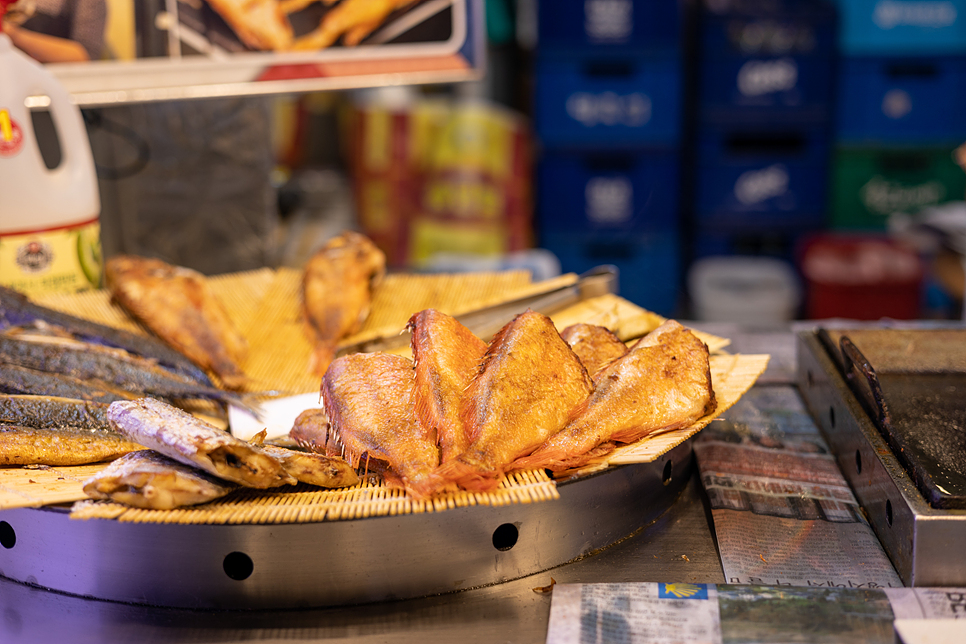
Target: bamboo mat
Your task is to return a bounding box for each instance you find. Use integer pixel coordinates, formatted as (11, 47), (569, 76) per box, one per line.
(1, 266), (766, 521)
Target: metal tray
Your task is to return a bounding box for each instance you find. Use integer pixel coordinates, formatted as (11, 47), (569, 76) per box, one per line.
(0, 441), (691, 609)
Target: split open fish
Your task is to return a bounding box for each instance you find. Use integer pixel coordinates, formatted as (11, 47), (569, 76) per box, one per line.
(107, 397), (295, 489)
(559, 322), (630, 381)
(83, 450), (238, 510)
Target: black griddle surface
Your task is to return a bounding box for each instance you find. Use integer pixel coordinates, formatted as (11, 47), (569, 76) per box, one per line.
(823, 328), (966, 510)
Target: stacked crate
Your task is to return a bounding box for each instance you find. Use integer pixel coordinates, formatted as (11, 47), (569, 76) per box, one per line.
(533, 0), (684, 316)
(830, 0), (966, 230)
(689, 0), (838, 261)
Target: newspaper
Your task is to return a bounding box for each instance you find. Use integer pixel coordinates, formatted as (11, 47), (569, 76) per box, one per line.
(693, 386), (902, 589)
(546, 583), (966, 644)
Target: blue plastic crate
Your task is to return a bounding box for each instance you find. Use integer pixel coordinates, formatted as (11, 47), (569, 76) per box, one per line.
(534, 53), (682, 148)
(701, 0), (838, 56)
(693, 125), (831, 229)
(536, 149), (680, 236)
(832, 0), (966, 55)
(537, 0), (682, 56)
(836, 55), (966, 144)
(699, 52), (836, 124)
(690, 227), (819, 263)
(540, 230), (681, 315)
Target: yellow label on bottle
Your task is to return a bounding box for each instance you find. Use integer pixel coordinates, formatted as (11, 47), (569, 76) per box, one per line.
(0, 220), (102, 294)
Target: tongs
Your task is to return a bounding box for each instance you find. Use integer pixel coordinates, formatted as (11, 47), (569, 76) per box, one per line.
(336, 264), (619, 356)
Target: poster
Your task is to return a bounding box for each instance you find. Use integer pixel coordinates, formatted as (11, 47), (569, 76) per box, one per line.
(1, 0), (484, 105)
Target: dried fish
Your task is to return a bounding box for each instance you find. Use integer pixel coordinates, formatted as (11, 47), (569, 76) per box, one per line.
(0, 362), (136, 404)
(559, 323), (629, 381)
(513, 320), (716, 473)
(0, 333), (249, 410)
(251, 430), (358, 489)
(83, 450), (237, 510)
(0, 284), (213, 385)
(322, 352), (443, 499)
(0, 393), (111, 430)
(408, 309), (487, 464)
(289, 407), (342, 456)
(105, 255), (249, 389)
(107, 397), (295, 489)
(302, 231), (386, 376)
(0, 424), (142, 466)
(433, 310), (594, 492)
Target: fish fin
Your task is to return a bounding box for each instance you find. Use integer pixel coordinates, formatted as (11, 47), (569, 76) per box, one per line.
(308, 342), (337, 377)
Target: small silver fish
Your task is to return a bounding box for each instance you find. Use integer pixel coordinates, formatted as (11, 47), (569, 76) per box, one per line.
(83, 450), (237, 510)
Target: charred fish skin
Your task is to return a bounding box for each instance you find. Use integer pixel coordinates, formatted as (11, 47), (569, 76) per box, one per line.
(0, 394), (111, 430)
(105, 256), (249, 390)
(0, 362), (136, 404)
(514, 320), (716, 473)
(322, 352), (443, 499)
(0, 284), (214, 386)
(0, 424), (142, 466)
(83, 450), (237, 510)
(107, 397), (295, 489)
(435, 310), (594, 492)
(408, 309), (487, 464)
(301, 231), (386, 376)
(0, 333), (247, 409)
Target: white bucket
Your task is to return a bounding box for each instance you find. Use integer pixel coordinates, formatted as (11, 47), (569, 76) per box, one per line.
(688, 256), (801, 324)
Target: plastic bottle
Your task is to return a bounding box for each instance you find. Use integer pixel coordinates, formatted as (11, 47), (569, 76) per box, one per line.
(0, 33), (102, 294)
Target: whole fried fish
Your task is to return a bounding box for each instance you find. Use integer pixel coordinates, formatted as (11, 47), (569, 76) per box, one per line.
(105, 256), (249, 389)
(83, 450), (237, 510)
(302, 231), (386, 376)
(107, 397), (295, 489)
(0, 332), (249, 410)
(512, 320), (716, 473)
(0, 285), (212, 385)
(0, 363), (137, 404)
(0, 424), (141, 466)
(432, 310), (594, 492)
(559, 323), (629, 381)
(0, 393), (110, 430)
(322, 352), (443, 499)
(408, 309), (487, 464)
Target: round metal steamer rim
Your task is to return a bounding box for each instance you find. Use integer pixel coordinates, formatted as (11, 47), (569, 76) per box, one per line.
(0, 442), (692, 610)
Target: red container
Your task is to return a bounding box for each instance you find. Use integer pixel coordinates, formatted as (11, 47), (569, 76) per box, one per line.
(800, 234), (924, 320)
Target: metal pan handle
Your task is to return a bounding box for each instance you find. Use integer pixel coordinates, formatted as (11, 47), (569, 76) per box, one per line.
(839, 334), (892, 428)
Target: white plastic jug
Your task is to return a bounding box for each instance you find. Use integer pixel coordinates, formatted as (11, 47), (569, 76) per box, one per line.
(0, 33), (102, 294)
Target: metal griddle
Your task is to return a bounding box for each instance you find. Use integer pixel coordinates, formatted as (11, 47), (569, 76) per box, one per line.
(797, 326), (966, 586)
(0, 442), (691, 610)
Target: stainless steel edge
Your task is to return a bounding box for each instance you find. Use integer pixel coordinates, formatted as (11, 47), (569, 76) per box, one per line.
(0, 440), (691, 609)
(796, 331), (966, 586)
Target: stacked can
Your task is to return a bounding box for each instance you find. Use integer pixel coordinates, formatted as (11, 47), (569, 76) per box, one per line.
(829, 0), (966, 230)
(533, 0), (684, 316)
(688, 0), (838, 261)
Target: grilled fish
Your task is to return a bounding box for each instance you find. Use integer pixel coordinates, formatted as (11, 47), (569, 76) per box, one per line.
(250, 431), (359, 489)
(559, 323), (629, 381)
(0, 393), (111, 430)
(107, 397), (295, 488)
(512, 320), (716, 473)
(302, 231), (386, 376)
(0, 424), (142, 465)
(289, 407), (342, 457)
(408, 309), (487, 464)
(432, 310), (594, 492)
(0, 363), (137, 404)
(0, 284), (213, 385)
(83, 450), (237, 510)
(322, 352), (443, 499)
(105, 255), (249, 389)
(0, 332), (248, 410)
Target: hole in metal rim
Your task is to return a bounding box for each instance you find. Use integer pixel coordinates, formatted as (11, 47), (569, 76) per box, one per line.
(223, 551), (254, 581)
(829, 406), (836, 429)
(492, 523), (519, 551)
(886, 500), (894, 528)
(0, 521), (15, 549)
(662, 460), (673, 486)
(855, 449), (862, 475)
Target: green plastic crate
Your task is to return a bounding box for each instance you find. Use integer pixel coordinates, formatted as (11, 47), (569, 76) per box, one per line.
(831, 145), (966, 230)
